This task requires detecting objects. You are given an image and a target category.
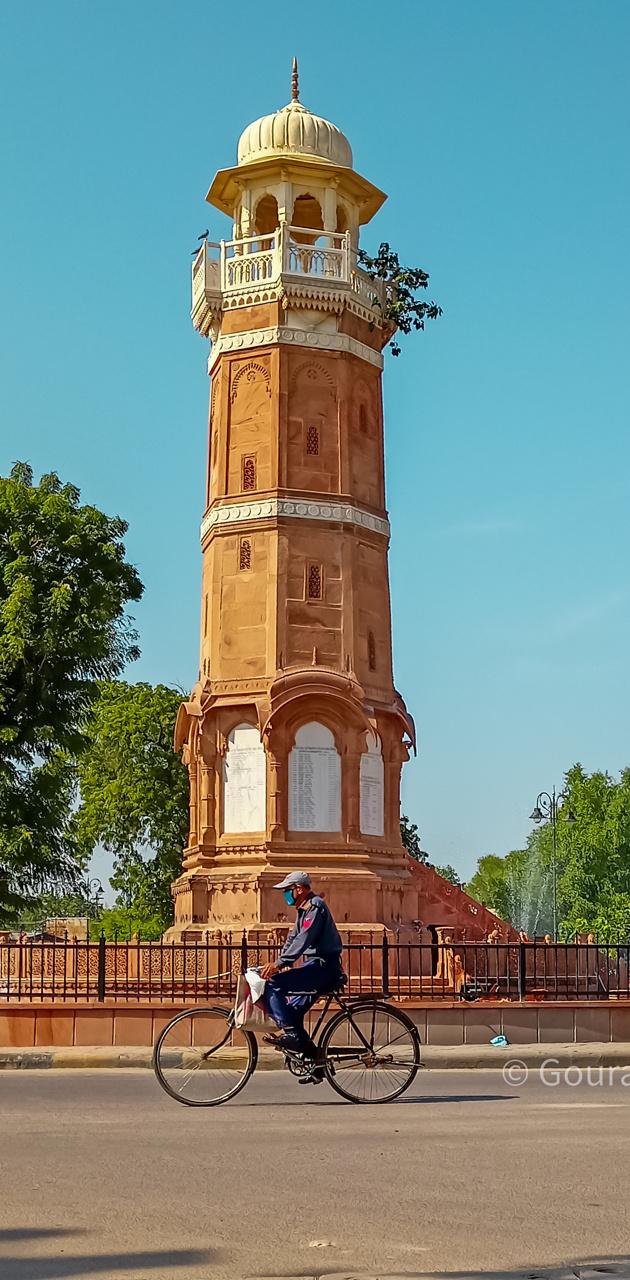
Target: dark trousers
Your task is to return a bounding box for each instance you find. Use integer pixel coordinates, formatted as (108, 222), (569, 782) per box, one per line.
(265, 958), (342, 1050)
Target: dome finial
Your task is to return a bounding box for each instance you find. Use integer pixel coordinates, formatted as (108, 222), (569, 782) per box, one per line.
(291, 56), (299, 102)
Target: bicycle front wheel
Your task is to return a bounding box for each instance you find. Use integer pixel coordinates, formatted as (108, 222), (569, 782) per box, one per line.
(320, 1000), (420, 1104)
(153, 1006), (257, 1107)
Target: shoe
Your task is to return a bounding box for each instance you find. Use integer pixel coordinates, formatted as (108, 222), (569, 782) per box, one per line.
(262, 1032), (284, 1046)
(273, 1031), (302, 1052)
(297, 1065), (325, 1085)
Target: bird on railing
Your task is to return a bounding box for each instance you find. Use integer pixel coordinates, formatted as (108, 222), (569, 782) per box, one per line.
(191, 230), (209, 256)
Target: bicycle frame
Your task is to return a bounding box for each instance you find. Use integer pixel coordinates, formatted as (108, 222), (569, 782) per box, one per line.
(229, 991), (385, 1061)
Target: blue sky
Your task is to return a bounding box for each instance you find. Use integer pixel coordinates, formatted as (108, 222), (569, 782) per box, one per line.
(1, 2), (629, 886)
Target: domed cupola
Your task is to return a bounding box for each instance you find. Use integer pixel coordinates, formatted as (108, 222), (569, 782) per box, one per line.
(205, 60), (385, 234)
(237, 62), (352, 169)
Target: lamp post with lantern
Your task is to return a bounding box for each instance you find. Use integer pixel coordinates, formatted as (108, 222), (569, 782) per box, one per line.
(529, 787), (576, 939)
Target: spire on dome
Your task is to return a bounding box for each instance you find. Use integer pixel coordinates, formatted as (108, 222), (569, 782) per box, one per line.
(291, 56), (299, 102)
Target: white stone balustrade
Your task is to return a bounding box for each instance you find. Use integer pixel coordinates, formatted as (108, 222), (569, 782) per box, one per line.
(191, 225), (386, 322)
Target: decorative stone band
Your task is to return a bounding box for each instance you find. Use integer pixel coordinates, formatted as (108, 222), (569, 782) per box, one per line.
(200, 497), (390, 543)
(208, 325), (383, 374)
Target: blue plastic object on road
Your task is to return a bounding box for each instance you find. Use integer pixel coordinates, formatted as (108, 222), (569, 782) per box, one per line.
(490, 1034), (509, 1047)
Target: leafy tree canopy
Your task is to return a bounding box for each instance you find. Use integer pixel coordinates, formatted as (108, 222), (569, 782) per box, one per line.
(400, 814), (428, 863)
(358, 242), (442, 356)
(466, 764), (630, 939)
(15, 888), (97, 934)
(0, 463), (143, 922)
(433, 864), (462, 887)
(72, 681), (188, 931)
(91, 906), (165, 942)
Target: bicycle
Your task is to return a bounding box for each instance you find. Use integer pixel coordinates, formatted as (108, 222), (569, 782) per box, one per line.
(153, 983), (421, 1107)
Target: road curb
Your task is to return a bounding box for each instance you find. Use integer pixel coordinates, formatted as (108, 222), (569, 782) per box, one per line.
(2, 1041), (630, 1070)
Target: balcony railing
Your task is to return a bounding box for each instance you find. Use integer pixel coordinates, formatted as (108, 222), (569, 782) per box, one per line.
(191, 224), (386, 316)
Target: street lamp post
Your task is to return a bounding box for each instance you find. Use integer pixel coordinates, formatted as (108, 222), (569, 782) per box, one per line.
(84, 877), (103, 920)
(529, 788), (576, 940)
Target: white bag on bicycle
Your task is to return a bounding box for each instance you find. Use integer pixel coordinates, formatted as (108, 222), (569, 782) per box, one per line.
(234, 970), (277, 1032)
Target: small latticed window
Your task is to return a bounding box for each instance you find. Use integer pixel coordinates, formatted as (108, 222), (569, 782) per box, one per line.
(306, 424), (319, 456)
(239, 538), (251, 571)
(242, 455), (256, 491)
(368, 630), (376, 671)
(307, 563), (322, 600)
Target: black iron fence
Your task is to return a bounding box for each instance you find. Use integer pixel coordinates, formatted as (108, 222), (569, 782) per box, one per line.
(1, 933), (629, 1003)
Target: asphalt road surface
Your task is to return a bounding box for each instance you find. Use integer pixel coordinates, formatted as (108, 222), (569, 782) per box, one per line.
(1, 1068), (630, 1280)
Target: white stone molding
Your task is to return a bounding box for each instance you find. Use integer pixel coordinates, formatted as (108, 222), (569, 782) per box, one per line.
(200, 497), (390, 542)
(208, 325), (383, 373)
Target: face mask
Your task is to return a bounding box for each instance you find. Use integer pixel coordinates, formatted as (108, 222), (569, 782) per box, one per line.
(283, 889), (295, 907)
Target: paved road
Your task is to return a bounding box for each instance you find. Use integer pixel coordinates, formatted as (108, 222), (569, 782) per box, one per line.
(2, 1068), (630, 1279)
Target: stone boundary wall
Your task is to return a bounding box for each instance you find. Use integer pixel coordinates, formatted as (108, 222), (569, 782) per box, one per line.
(2, 1000), (630, 1049)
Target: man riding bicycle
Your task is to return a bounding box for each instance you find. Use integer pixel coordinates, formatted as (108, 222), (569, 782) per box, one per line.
(260, 871), (345, 1084)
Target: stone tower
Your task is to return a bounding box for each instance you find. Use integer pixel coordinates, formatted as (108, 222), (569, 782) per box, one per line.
(171, 68), (423, 939)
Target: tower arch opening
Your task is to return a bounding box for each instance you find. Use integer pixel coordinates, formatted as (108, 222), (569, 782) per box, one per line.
(253, 193), (279, 237)
(360, 730), (384, 837)
(291, 193), (324, 243)
(288, 720), (341, 832)
(223, 722), (266, 834)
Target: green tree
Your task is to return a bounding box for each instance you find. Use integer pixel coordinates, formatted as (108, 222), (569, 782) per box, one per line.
(357, 242), (442, 356)
(73, 681), (188, 931)
(465, 764), (630, 938)
(466, 854), (512, 920)
(92, 906), (164, 942)
(0, 463), (143, 922)
(553, 764), (630, 939)
(433, 863), (462, 887)
(17, 888), (98, 934)
(400, 814), (428, 863)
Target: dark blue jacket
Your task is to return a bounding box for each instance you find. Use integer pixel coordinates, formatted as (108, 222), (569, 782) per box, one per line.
(279, 894), (343, 968)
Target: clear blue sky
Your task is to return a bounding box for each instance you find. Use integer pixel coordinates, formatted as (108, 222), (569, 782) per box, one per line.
(2, 2), (629, 885)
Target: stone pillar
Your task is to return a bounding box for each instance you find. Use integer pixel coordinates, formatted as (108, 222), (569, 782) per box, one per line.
(323, 182), (338, 237)
(267, 748), (286, 841)
(385, 738), (408, 842)
(188, 756), (198, 848)
(344, 730), (363, 843)
(277, 172), (291, 225)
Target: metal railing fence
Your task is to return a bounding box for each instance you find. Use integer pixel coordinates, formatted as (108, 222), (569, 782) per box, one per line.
(1, 934), (628, 1004)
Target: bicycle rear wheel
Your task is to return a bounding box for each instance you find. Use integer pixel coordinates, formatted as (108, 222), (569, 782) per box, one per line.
(153, 1006), (257, 1106)
(320, 1000), (420, 1104)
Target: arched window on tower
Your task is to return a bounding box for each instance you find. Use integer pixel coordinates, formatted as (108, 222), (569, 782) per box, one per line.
(253, 194), (279, 241)
(360, 731), (384, 837)
(288, 722), (341, 832)
(292, 193), (324, 244)
(223, 723), (266, 833)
